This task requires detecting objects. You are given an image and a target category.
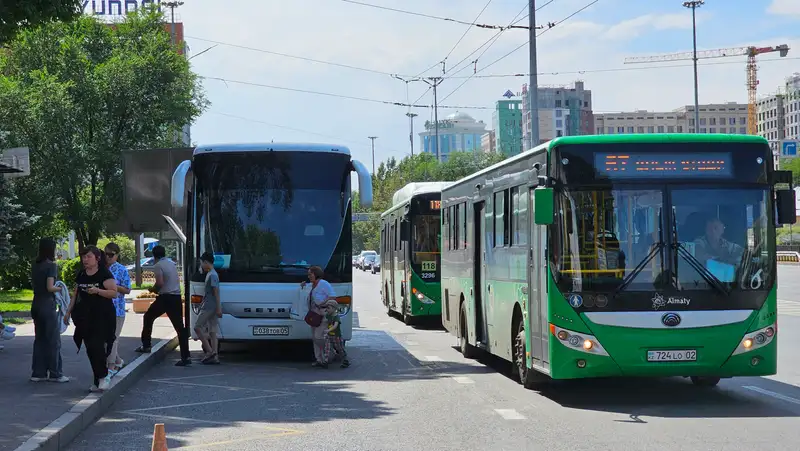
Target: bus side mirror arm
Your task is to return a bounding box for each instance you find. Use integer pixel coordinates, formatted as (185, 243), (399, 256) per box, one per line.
(351, 159), (373, 209)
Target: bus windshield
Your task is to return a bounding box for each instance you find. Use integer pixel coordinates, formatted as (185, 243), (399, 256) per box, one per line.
(412, 214), (440, 266)
(194, 151), (351, 283)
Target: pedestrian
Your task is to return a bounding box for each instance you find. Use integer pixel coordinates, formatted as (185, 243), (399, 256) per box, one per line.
(300, 266), (337, 368)
(324, 301), (350, 368)
(135, 245), (191, 366)
(194, 252), (221, 365)
(30, 238), (69, 383)
(63, 246), (118, 392)
(104, 243), (131, 374)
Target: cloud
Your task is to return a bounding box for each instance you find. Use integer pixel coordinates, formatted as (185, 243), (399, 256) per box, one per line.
(604, 13), (695, 40)
(768, 0), (800, 17)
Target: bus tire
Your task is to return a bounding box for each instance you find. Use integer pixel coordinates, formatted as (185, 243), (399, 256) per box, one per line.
(514, 318), (546, 389)
(402, 300), (414, 326)
(690, 376), (720, 387)
(459, 303), (478, 359)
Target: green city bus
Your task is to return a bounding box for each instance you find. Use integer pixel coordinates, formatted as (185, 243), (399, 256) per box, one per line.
(380, 182), (452, 325)
(440, 134), (795, 388)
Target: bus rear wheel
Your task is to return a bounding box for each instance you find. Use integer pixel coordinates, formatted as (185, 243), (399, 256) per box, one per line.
(459, 303), (477, 359)
(690, 376), (721, 387)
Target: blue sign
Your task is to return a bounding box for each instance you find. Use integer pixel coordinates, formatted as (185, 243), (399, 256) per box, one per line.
(782, 140), (798, 157)
(82, 0), (161, 16)
(503, 90), (514, 98)
(568, 294), (583, 308)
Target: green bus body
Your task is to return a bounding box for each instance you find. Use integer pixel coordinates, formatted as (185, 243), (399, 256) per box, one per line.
(441, 134), (792, 387)
(380, 182), (451, 324)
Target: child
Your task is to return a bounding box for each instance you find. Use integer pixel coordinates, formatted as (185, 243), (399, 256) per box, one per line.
(324, 301), (349, 368)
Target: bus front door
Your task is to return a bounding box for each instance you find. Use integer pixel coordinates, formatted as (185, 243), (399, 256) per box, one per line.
(527, 188), (547, 366)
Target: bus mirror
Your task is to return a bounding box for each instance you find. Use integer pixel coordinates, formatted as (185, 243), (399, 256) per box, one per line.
(170, 160), (191, 208)
(776, 189), (796, 225)
(774, 170), (793, 186)
(351, 159), (373, 209)
(533, 187), (554, 225)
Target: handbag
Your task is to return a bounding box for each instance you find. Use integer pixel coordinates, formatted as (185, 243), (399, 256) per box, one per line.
(304, 288), (323, 327)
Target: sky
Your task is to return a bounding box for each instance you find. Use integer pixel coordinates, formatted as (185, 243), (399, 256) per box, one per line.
(153, 0), (800, 173)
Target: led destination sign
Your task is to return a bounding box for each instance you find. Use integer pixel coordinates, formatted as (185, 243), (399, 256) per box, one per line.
(594, 152), (733, 178)
(430, 200), (441, 210)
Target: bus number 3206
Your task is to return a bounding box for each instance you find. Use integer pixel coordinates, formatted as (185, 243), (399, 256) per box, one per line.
(421, 273), (436, 279)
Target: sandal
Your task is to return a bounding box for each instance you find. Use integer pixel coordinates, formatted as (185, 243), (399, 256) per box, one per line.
(202, 353), (217, 364)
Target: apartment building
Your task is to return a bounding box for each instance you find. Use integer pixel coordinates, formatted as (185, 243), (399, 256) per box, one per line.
(521, 81), (593, 148)
(758, 73), (800, 151)
(481, 131), (496, 153)
(594, 102), (749, 135)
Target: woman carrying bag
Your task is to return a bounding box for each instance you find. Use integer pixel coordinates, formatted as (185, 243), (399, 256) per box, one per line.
(300, 266), (336, 368)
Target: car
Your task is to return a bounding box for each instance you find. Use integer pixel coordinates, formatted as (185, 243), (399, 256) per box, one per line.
(361, 254), (377, 271)
(370, 256), (381, 274)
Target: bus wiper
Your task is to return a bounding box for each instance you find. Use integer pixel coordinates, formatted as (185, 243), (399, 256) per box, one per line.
(612, 241), (665, 297)
(673, 243), (730, 296)
(278, 264), (311, 269)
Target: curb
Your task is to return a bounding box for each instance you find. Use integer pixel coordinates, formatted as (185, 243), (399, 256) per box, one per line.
(14, 334), (179, 451)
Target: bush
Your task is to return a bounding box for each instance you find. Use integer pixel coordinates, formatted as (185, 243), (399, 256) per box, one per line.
(0, 260), (32, 290)
(97, 235), (136, 265)
(58, 257), (81, 290)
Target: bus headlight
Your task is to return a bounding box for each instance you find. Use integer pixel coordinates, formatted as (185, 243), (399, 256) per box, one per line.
(731, 323), (776, 356)
(336, 296), (352, 317)
(411, 288), (435, 304)
(549, 323), (608, 356)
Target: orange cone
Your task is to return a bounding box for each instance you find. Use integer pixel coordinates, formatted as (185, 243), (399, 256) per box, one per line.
(151, 423), (167, 451)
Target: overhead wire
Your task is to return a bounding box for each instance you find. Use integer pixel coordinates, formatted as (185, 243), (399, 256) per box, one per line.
(340, 0), (530, 30)
(200, 75), (491, 110)
(209, 111), (410, 155)
(442, 0), (494, 69)
(439, 0), (598, 103)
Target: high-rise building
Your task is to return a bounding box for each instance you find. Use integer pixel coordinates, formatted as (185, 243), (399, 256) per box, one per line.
(419, 112), (487, 162)
(493, 97), (524, 156)
(521, 81), (594, 147)
(594, 102), (748, 135)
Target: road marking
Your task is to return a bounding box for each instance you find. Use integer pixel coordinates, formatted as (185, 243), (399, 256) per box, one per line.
(406, 341), (418, 346)
(425, 356), (443, 362)
(150, 373), (226, 382)
(494, 409), (526, 420)
(125, 393), (292, 412)
(379, 322), (388, 326)
(152, 380), (283, 392)
(743, 385), (800, 406)
(778, 299), (800, 317)
(452, 376), (474, 384)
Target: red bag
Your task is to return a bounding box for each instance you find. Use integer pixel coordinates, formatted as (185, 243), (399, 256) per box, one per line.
(304, 288), (323, 327)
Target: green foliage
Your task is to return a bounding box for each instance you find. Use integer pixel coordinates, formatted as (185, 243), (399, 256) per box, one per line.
(0, 8), (209, 249)
(57, 257), (81, 290)
(97, 235), (136, 265)
(0, 0), (82, 43)
(0, 177), (37, 263)
(352, 151), (507, 252)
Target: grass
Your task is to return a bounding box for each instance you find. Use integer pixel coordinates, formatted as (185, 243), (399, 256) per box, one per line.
(0, 289), (33, 302)
(0, 301), (32, 313)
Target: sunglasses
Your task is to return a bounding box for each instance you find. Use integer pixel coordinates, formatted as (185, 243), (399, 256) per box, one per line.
(105, 252), (116, 257)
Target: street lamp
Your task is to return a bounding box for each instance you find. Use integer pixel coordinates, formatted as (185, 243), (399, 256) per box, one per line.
(683, 0), (704, 130)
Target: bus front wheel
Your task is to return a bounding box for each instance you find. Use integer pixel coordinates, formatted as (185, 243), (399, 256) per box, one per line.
(690, 376), (720, 387)
(514, 319), (546, 389)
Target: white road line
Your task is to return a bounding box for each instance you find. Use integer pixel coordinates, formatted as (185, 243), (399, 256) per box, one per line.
(425, 356), (443, 362)
(150, 373), (225, 382)
(152, 380), (282, 392)
(743, 386), (800, 406)
(494, 409), (526, 420)
(125, 394), (291, 412)
(451, 376), (474, 384)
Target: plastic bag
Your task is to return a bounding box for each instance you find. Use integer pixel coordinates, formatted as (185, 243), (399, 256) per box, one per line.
(290, 285), (310, 321)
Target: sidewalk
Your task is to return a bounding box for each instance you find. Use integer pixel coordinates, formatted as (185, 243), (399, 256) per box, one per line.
(0, 306), (176, 451)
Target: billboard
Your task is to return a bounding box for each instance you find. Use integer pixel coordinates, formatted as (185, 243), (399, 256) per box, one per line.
(82, 0), (161, 16)
(115, 148), (193, 234)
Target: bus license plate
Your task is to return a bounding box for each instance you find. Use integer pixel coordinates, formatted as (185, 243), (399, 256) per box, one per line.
(647, 350), (697, 362)
(252, 326), (290, 336)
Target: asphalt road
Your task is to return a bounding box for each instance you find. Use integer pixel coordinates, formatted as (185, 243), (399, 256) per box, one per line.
(68, 268), (800, 451)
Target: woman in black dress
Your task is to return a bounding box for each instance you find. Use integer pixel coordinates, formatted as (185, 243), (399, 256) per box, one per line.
(63, 246), (118, 392)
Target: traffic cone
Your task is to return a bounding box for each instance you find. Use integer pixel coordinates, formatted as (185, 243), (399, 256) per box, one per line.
(151, 423), (167, 451)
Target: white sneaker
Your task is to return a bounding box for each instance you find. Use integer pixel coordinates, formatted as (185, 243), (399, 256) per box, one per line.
(98, 375), (111, 391)
(49, 376), (70, 383)
(30, 377), (46, 382)
(89, 385), (100, 392)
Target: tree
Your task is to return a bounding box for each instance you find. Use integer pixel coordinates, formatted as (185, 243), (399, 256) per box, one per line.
(0, 176), (37, 263)
(0, 0), (82, 43)
(0, 8), (208, 248)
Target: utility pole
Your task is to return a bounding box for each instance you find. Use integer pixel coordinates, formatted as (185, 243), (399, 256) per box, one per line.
(529, 0), (540, 146)
(368, 136), (378, 174)
(422, 77), (443, 161)
(683, 0), (703, 130)
(406, 112), (418, 155)
(161, 1), (184, 45)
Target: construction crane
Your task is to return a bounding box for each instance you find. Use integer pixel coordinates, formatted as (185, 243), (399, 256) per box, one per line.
(624, 45), (790, 135)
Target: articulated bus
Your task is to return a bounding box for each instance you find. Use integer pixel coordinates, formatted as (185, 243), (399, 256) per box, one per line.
(165, 143), (372, 343)
(441, 134), (795, 388)
(380, 182), (452, 324)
